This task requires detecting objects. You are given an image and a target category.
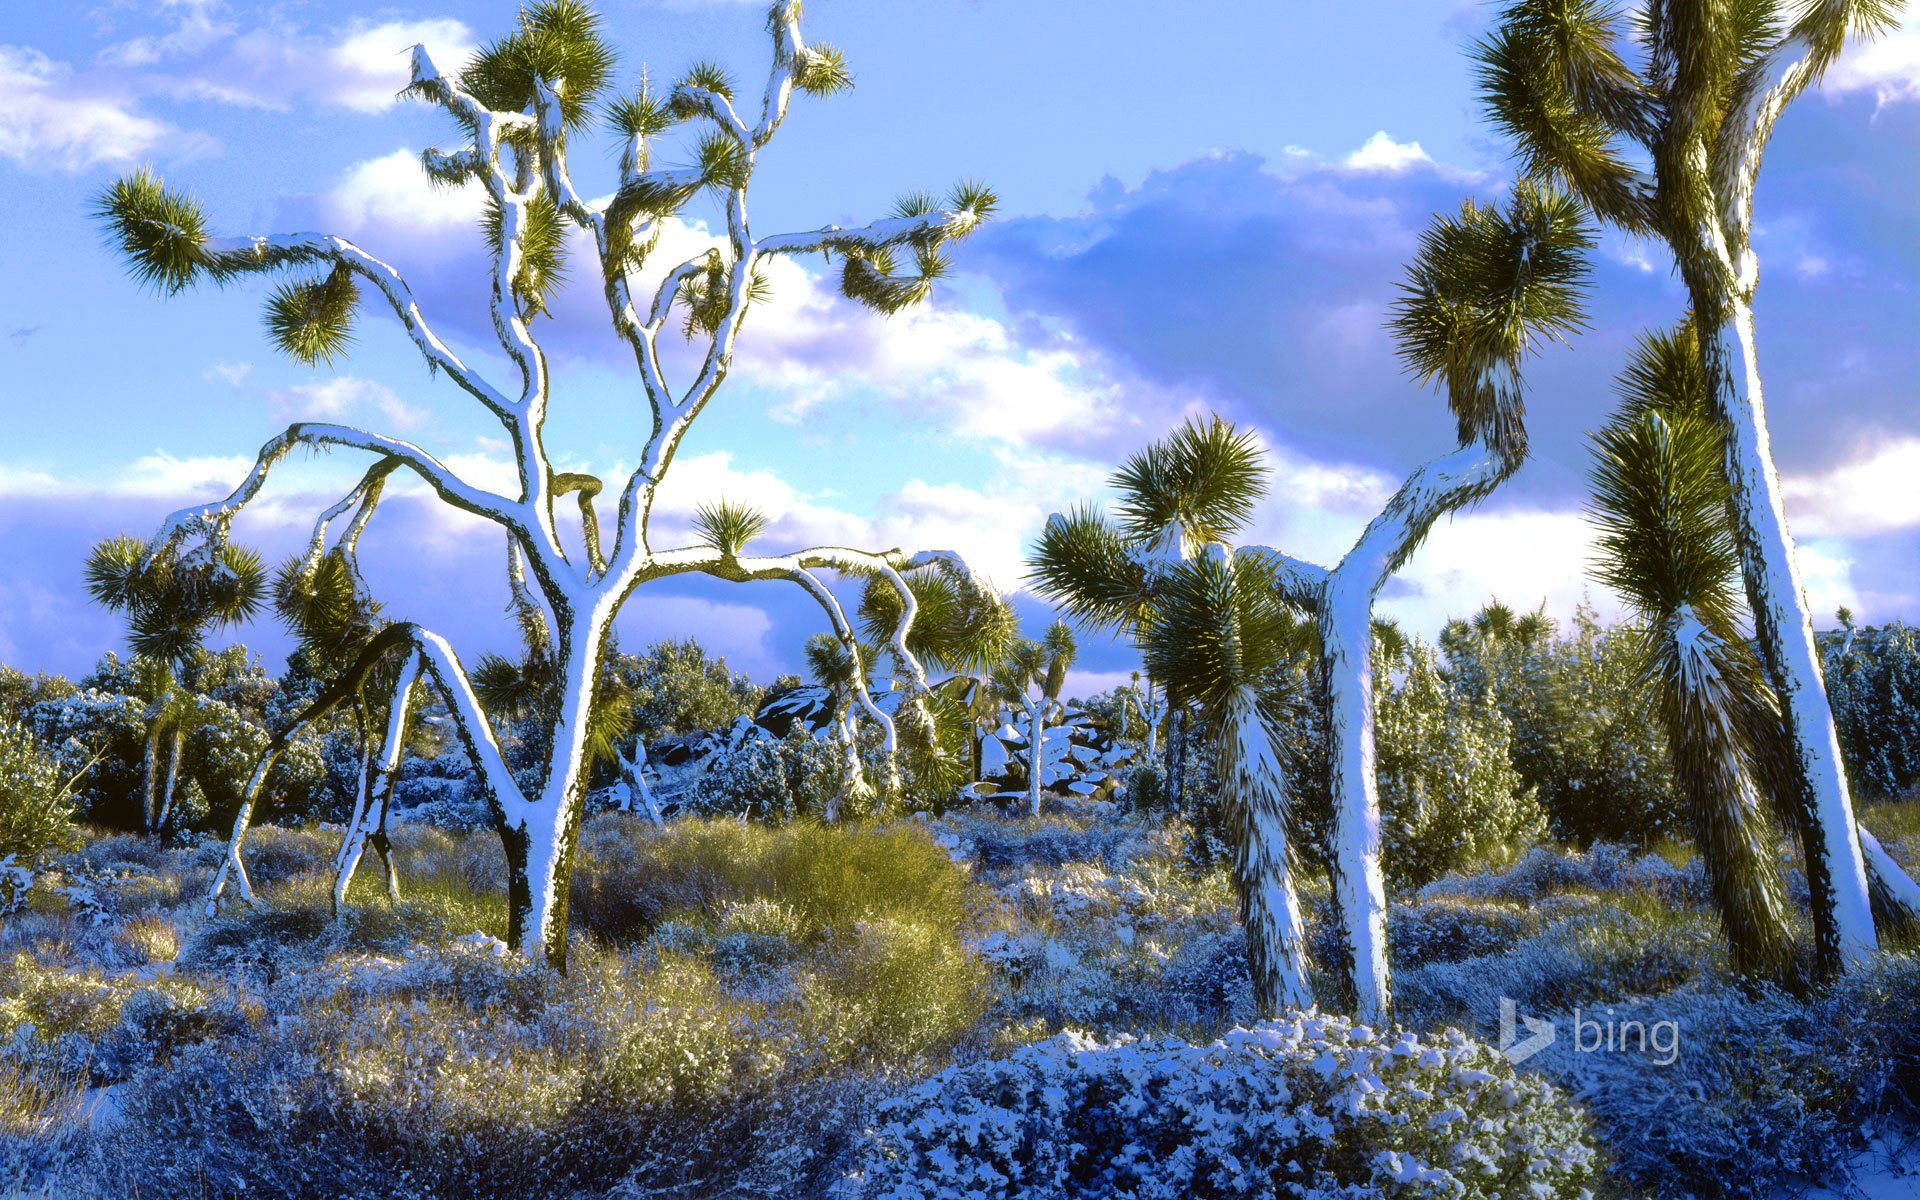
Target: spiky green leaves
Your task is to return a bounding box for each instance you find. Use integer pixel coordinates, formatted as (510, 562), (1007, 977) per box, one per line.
(794, 43), (852, 96)
(93, 168), (215, 295)
(85, 535), (267, 667)
(1590, 411), (1742, 630)
(273, 549), (384, 659)
(483, 190), (571, 317)
(838, 182), (996, 316)
(857, 560), (1016, 675)
(264, 265), (361, 367)
(676, 255), (773, 339)
(990, 621), (1074, 706)
(606, 81), (677, 144)
(1027, 506), (1149, 635)
(1143, 547), (1299, 713)
(1113, 415), (1268, 551)
(693, 499), (769, 557)
(805, 632), (874, 692)
(1614, 318), (1710, 421)
(460, 0), (615, 130)
(1390, 185), (1594, 462)
(1474, 0), (1657, 233)
(1588, 321), (1798, 983)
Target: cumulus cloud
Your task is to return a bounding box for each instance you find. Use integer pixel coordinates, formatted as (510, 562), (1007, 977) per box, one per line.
(1782, 437), (1920, 537)
(0, 44), (210, 171)
(106, 12), (477, 114)
(266, 376), (430, 431)
(1822, 20), (1920, 106)
(1343, 131), (1434, 172)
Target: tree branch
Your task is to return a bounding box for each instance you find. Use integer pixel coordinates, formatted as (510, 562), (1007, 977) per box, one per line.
(201, 233), (516, 421)
(152, 423), (529, 555)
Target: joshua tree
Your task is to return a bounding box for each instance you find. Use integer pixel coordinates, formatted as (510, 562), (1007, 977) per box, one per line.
(96, 0), (996, 967)
(83, 533), (266, 835)
(1478, 0), (1901, 975)
(800, 631), (882, 819)
(1146, 547), (1317, 1014)
(1035, 187), (1591, 1022)
(1589, 324), (1798, 982)
(1592, 322), (1920, 978)
(268, 492), (416, 909)
(857, 556), (1019, 785)
(989, 621), (1077, 816)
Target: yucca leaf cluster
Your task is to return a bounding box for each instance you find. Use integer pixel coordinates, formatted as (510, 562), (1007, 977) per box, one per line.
(84, 534), (266, 669)
(1388, 184), (1594, 462)
(1588, 320), (1796, 981)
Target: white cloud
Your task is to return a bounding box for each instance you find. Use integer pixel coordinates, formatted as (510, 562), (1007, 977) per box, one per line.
(115, 450), (257, 497)
(268, 376), (429, 431)
(203, 361), (252, 387)
(0, 45), (208, 171)
(1823, 22), (1920, 106)
(325, 20), (476, 113)
(1375, 507), (1626, 638)
(1782, 438), (1920, 537)
(98, 12), (476, 117)
(1343, 131), (1434, 173)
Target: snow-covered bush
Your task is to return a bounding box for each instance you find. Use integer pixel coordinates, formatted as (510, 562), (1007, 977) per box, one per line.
(1394, 895), (1722, 1036)
(685, 725), (849, 822)
(853, 1012), (1598, 1199)
(1375, 646), (1545, 890)
(1823, 618), (1920, 802)
(1524, 955), (1920, 1199)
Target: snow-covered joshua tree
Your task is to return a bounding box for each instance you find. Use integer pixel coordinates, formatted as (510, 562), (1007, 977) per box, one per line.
(1478, 0), (1901, 977)
(1037, 189), (1592, 1022)
(94, 0), (996, 968)
(989, 621), (1077, 816)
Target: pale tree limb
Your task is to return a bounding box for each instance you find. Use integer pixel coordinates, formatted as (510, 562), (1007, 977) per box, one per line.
(333, 652), (423, 911)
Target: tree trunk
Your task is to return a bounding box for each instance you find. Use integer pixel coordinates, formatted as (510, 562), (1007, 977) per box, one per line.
(155, 725), (186, 835)
(1220, 686), (1314, 1015)
(1165, 705), (1187, 812)
(1320, 585), (1390, 1023)
(335, 660), (420, 912)
(1710, 300), (1877, 973)
(141, 721), (163, 834)
(507, 613), (607, 970)
(1026, 699), (1045, 817)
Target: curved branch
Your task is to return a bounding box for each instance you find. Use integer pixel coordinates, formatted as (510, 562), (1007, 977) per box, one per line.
(790, 566), (898, 758)
(153, 422), (528, 553)
(201, 234), (516, 421)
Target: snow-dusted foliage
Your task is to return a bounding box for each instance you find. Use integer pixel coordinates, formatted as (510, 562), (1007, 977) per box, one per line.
(854, 1014), (1598, 1200)
(1441, 605), (1679, 845)
(0, 720), (78, 871)
(1517, 959), (1920, 1200)
(1823, 618), (1920, 803)
(1375, 644), (1544, 890)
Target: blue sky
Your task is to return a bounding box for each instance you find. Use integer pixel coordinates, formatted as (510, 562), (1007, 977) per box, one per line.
(3, 1), (1919, 697)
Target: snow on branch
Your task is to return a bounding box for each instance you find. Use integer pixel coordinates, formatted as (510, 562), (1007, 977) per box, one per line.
(150, 423), (529, 563)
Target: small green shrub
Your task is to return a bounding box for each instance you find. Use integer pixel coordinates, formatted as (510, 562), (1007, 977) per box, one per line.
(0, 721), (78, 877)
(1375, 645), (1545, 890)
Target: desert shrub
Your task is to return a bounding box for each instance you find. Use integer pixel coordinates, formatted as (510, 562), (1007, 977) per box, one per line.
(685, 725), (849, 822)
(1524, 956), (1920, 1199)
(1823, 618), (1920, 802)
(0, 721), (78, 876)
(1394, 894), (1725, 1037)
(1443, 605), (1679, 845)
(571, 815), (975, 945)
(91, 940), (896, 1200)
(1374, 645), (1545, 890)
(853, 1012), (1598, 1200)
